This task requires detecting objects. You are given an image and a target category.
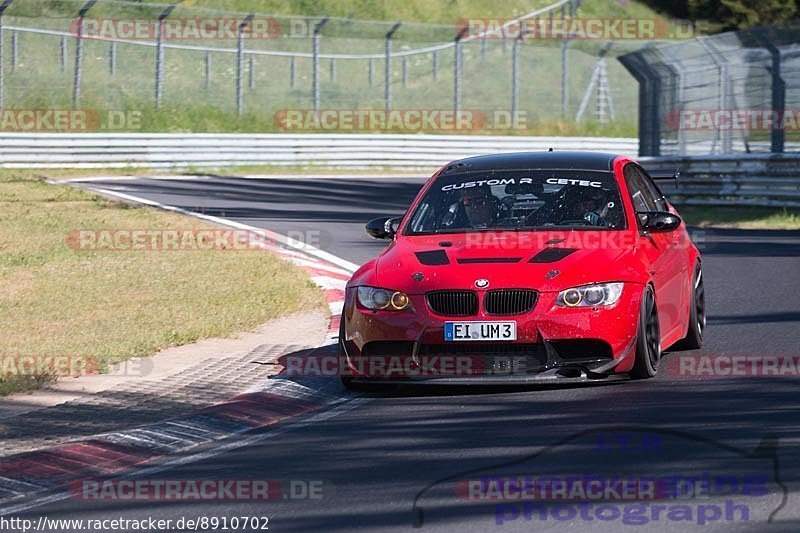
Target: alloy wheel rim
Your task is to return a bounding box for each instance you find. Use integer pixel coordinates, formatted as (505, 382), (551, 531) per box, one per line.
(645, 292), (660, 368)
(695, 269), (706, 338)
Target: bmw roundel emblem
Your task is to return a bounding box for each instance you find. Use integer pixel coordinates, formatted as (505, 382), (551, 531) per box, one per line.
(475, 279), (490, 289)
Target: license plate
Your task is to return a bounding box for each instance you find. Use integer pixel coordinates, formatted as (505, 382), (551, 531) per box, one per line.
(444, 321), (517, 341)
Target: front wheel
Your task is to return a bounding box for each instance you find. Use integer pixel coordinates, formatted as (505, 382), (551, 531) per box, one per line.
(630, 286), (661, 379)
(337, 310), (358, 390)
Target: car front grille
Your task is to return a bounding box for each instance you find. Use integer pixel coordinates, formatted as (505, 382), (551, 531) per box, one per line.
(426, 290), (478, 316)
(484, 289), (538, 315)
(417, 343), (547, 374)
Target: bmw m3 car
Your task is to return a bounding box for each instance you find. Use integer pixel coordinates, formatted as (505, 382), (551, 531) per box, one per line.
(339, 151), (705, 386)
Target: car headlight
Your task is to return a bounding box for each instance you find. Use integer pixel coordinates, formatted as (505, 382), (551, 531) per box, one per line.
(357, 286), (412, 311)
(556, 282), (624, 307)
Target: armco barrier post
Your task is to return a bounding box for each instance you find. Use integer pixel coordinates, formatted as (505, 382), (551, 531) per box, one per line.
(236, 13), (254, 117)
(72, 0), (97, 109)
(155, 3), (177, 109)
(312, 17), (328, 112)
(384, 22), (401, 110)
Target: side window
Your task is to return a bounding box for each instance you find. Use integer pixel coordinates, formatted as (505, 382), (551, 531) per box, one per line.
(623, 164), (657, 212)
(636, 167), (669, 211)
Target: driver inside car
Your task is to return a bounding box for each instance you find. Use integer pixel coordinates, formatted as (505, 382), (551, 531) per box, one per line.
(460, 186), (498, 228)
(567, 189), (609, 226)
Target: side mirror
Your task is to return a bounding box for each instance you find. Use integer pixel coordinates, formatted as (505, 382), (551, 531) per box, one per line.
(365, 216), (402, 239)
(637, 211), (682, 233)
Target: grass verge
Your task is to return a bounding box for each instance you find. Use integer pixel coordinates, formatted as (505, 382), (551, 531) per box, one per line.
(0, 171), (325, 395)
(679, 206), (800, 230)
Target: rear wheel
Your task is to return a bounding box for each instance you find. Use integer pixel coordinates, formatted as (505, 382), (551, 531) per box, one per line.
(675, 263), (705, 350)
(630, 286), (661, 379)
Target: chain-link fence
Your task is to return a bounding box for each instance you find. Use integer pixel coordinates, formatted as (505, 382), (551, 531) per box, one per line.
(619, 21), (800, 156)
(0, 0), (650, 135)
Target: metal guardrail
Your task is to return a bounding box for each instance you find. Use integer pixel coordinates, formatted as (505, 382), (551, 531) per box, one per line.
(2, 133), (797, 207)
(642, 154), (800, 207)
(0, 133), (638, 168)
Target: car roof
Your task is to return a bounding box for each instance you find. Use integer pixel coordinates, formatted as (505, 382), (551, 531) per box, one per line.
(441, 151), (620, 173)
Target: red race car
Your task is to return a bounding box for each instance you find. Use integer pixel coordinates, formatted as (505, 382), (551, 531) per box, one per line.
(339, 151), (705, 386)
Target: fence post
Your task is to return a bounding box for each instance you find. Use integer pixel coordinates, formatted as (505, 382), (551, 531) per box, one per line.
(329, 58), (336, 82)
(696, 36), (734, 154)
(618, 49), (661, 156)
(73, 0), (97, 109)
(752, 29), (785, 154)
(454, 27), (467, 114)
(204, 51), (211, 89)
(237, 13), (255, 117)
(290, 56), (296, 88)
(0, 0), (11, 110)
(155, 3), (177, 109)
(561, 38), (571, 118)
(481, 36), (487, 62)
(10, 29), (16, 69)
(432, 50), (438, 80)
(248, 54), (255, 89)
(384, 22), (401, 111)
(368, 58), (373, 86)
(312, 17), (328, 112)
(511, 31), (524, 120)
(659, 45), (688, 155)
(402, 55), (408, 88)
(109, 42), (115, 75)
(60, 36), (67, 73)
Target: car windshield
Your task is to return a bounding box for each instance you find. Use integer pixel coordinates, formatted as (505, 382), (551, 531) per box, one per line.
(405, 170), (626, 235)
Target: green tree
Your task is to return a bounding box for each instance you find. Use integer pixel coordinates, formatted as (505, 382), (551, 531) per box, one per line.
(688, 0), (798, 30)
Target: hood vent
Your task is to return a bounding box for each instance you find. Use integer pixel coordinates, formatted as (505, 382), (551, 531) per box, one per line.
(415, 250), (450, 265)
(530, 248), (578, 263)
(456, 257), (522, 264)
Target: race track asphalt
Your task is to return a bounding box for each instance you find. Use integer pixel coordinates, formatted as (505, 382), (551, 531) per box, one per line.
(13, 174), (800, 532)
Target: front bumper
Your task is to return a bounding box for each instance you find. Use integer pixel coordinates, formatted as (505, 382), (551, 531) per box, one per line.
(341, 284), (644, 382)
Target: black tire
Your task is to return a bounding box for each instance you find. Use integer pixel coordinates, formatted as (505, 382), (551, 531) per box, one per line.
(337, 310), (358, 390)
(630, 285), (661, 379)
(674, 263), (705, 351)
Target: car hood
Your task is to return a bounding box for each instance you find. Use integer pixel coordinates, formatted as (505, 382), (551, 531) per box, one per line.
(354, 231), (645, 294)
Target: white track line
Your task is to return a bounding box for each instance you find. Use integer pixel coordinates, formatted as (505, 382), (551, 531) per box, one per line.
(77, 185), (360, 274)
(63, 174), (426, 182)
